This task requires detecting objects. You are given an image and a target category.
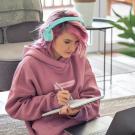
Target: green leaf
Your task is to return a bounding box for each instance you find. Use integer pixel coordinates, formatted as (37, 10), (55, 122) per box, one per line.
(107, 20), (126, 31)
(118, 28), (135, 42)
(117, 17), (131, 28)
(118, 33), (131, 39)
(119, 45), (135, 57)
(106, 7), (135, 45)
(118, 42), (135, 47)
(112, 9), (123, 18)
(130, 14), (135, 26)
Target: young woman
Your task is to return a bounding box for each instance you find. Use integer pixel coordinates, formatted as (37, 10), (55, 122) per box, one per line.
(5, 9), (101, 135)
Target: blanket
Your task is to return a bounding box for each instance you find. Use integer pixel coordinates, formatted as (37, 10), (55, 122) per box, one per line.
(0, 0), (43, 27)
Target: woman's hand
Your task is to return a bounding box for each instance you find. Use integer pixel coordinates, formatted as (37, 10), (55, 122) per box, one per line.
(59, 105), (80, 116)
(56, 90), (71, 106)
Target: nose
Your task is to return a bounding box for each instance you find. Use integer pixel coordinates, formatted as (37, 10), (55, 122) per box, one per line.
(67, 43), (77, 51)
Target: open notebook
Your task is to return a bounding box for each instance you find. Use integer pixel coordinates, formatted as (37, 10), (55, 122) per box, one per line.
(42, 96), (103, 117)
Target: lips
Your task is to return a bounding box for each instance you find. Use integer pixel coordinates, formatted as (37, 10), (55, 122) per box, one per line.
(65, 52), (72, 54)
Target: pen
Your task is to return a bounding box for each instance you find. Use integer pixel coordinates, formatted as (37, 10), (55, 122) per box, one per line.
(55, 82), (73, 100)
(55, 82), (64, 91)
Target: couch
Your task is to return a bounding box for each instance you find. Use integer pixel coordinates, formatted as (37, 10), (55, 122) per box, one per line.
(0, 0), (43, 44)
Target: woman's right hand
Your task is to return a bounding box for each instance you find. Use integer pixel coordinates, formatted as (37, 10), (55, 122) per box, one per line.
(56, 90), (71, 106)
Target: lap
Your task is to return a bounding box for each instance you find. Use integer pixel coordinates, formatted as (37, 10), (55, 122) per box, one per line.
(32, 115), (80, 135)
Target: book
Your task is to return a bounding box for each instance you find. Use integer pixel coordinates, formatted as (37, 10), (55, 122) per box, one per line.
(42, 96), (103, 117)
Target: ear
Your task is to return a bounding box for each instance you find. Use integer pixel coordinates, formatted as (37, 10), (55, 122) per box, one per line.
(43, 29), (53, 41)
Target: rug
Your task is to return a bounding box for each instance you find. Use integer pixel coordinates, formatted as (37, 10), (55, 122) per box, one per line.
(0, 115), (28, 135)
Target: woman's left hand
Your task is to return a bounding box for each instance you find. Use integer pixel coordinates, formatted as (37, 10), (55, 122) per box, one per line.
(59, 105), (80, 116)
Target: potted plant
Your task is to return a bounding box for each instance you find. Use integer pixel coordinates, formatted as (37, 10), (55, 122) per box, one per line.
(73, 0), (96, 27)
(107, 4), (135, 57)
(107, 6), (135, 46)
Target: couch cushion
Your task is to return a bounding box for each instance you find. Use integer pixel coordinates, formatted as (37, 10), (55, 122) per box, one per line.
(0, 42), (31, 60)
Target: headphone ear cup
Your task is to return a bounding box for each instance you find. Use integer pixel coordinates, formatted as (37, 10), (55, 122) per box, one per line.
(43, 29), (53, 41)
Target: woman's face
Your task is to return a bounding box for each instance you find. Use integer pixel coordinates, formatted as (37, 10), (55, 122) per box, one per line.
(53, 31), (79, 59)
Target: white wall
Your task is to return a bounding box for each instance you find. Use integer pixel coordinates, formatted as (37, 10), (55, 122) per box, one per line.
(87, 0), (108, 53)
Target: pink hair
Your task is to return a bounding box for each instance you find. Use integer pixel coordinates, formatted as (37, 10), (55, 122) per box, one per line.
(34, 9), (88, 56)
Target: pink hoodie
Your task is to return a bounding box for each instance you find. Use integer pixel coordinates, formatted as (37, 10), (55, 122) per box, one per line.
(5, 45), (101, 135)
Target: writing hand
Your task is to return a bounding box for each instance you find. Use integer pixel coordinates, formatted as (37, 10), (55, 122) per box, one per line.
(56, 89), (71, 106)
(59, 105), (80, 116)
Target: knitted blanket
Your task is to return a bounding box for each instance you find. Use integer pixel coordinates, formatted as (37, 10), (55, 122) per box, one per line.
(0, 0), (42, 27)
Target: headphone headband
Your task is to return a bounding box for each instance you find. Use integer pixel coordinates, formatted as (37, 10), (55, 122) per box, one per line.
(43, 16), (84, 41)
(46, 17), (84, 31)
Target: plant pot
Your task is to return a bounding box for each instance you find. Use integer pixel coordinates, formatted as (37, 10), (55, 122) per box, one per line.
(73, 0), (96, 26)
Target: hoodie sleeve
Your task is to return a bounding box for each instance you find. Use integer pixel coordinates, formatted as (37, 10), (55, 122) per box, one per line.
(71, 59), (101, 122)
(5, 60), (60, 121)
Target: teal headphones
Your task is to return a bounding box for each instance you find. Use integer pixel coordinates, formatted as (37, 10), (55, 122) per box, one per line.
(43, 17), (84, 41)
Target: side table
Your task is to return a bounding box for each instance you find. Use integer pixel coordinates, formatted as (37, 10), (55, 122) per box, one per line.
(86, 18), (113, 96)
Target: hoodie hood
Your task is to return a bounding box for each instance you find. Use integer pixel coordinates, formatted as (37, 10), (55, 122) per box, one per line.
(23, 45), (71, 70)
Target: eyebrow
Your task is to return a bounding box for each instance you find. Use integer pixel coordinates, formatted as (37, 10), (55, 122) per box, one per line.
(64, 39), (79, 42)
(64, 39), (72, 41)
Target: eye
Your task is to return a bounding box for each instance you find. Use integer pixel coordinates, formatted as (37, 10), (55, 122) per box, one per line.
(64, 40), (71, 44)
(64, 39), (72, 44)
